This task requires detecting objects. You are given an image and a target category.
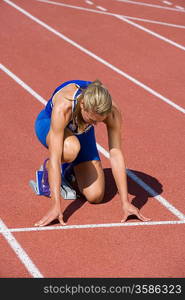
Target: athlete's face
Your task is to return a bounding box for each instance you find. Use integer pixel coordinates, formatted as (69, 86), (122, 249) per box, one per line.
(80, 103), (107, 125)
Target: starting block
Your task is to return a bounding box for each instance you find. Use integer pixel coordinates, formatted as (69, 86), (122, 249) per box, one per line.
(61, 176), (77, 200)
(29, 163), (77, 200)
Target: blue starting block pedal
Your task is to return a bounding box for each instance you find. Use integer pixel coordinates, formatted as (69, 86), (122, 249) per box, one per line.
(29, 162), (77, 200)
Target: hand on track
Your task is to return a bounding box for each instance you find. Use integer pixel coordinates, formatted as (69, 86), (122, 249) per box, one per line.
(121, 202), (151, 223)
(34, 205), (66, 227)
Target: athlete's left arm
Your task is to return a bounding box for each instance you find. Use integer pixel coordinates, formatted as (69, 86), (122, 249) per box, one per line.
(105, 104), (150, 222)
(105, 105), (129, 204)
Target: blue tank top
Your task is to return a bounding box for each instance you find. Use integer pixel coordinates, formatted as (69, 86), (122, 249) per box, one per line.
(45, 80), (92, 134)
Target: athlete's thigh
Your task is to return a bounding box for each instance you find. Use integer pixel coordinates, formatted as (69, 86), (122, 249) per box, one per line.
(74, 160), (105, 203)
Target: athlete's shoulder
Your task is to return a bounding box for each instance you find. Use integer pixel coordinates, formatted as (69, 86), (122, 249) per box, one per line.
(104, 102), (123, 128)
(52, 83), (76, 106)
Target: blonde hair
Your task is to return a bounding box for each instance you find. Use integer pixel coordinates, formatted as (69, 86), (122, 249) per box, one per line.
(73, 80), (112, 131)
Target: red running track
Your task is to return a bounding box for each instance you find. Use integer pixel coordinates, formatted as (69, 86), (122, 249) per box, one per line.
(0, 0), (185, 278)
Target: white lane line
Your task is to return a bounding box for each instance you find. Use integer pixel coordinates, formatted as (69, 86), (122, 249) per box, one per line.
(0, 220), (185, 233)
(126, 169), (185, 221)
(117, 0), (185, 12)
(123, 16), (185, 29)
(118, 16), (185, 29)
(175, 6), (185, 11)
(85, 0), (93, 5)
(115, 14), (185, 51)
(35, 0), (185, 29)
(35, 0), (185, 51)
(96, 6), (107, 12)
(0, 219), (43, 277)
(0, 64), (47, 105)
(97, 145), (185, 221)
(163, 1), (172, 5)
(2, 1), (185, 114)
(1, 63), (185, 221)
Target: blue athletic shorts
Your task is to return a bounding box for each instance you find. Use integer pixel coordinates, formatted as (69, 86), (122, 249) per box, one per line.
(34, 109), (100, 166)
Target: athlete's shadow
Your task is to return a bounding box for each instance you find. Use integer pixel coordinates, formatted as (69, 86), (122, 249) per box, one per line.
(125, 169), (163, 221)
(62, 168), (163, 223)
(127, 169), (163, 209)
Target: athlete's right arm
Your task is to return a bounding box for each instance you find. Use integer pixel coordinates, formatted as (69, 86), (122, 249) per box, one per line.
(34, 96), (72, 227)
(48, 103), (67, 202)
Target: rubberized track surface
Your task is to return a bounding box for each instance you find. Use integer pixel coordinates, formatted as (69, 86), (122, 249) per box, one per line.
(0, 0), (185, 278)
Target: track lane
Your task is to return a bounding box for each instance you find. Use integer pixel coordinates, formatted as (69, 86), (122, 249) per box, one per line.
(0, 72), (177, 230)
(2, 71), (183, 278)
(1, 0), (185, 278)
(0, 236), (31, 277)
(70, 0), (185, 23)
(101, 0), (185, 21)
(1, 1), (184, 218)
(5, 0), (185, 109)
(1, 63), (184, 227)
(133, 20), (185, 45)
(13, 224), (185, 277)
(1, 68), (184, 228)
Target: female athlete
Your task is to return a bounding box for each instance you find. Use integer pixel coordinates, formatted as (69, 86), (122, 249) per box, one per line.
(34, 79), (150, 226)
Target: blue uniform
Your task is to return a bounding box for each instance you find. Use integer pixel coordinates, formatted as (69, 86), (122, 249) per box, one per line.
(34, 80), (100, 166)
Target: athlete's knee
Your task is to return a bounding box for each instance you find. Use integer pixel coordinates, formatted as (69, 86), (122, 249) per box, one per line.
(86, 190), (104, 204)
(63, 136), (80, 162)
